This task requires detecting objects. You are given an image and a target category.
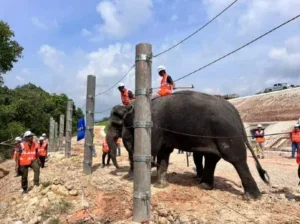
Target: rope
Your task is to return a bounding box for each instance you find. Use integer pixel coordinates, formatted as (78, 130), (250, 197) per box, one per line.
(95, 64), (135, 97)
(174, 14), (300, 82)
(153, 0), (238, 58)
(153, 124), (290, 139)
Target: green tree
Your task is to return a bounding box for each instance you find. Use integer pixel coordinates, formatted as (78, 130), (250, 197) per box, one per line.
(0, 20), (24, 85)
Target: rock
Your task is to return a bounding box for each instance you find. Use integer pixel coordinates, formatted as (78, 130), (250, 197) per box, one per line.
(81, 199), (89, 209)
(69, 190), (78, 196)
(57, 185), (69, 196)
(28, 197), (39, 206)
(65, 185), (74, 191)
(167, 215), (174, 222)
(272, 185), (279, 189)
(158, 208), (169, 217)
(41, 188), (49, 195)
(47, 192), (56, 202)
(124, 209), (132, 219)
(179, 215), (190, 222)
(28, 216), (41, 224)
(40, 197), (50, 209)
(14, 221), (23, 224)
(279, 193), (286, 200)
(158, 217), (168, 224)
(23, 195), (29, 202)
(51, 185), (58, 192)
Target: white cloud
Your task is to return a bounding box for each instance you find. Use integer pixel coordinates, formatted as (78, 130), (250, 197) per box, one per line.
(171, 14), (178, 22)
(31, 17), (47, 29)
(81, 28), (92, 37)
(38, 45), (65, 73)
(86, 0), (153, 39)
(15, 76), (25, 82)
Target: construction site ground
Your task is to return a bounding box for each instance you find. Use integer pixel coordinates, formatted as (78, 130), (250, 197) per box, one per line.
(0, 126), (300, 224)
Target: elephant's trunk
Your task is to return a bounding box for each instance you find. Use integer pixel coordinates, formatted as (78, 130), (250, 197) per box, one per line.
(107, 135), (120, 169)
(110, 150), (120, 169)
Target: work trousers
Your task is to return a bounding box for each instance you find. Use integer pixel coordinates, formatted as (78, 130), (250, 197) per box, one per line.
(102, 152), (111, 166)
(20, 160), (40, 190)
(291, 142), (300, 158)
(39, 156), (46, 168)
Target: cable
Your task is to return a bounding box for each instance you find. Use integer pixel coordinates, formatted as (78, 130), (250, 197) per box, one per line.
(95, 64), (135, 97)
(153, 0), (238, 58)
(174, 14), (300, 82)
(94, 105), (121, 114)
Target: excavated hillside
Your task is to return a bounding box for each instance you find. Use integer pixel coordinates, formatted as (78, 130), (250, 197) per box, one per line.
(229, 87), (300, 122)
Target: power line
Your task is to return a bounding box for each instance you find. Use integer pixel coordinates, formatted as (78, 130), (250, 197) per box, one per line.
(174, 14), (300, 82)
(95, 64), (135, 97)
(94, 105), (120, 114)
(153, 0), (238, 58)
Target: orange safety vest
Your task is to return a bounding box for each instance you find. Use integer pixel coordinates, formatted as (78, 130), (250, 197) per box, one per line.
(103, 139), (109, 153)
(158, 74), (173, 96)
(255, 130), (265, 143)
(117, 138), (121, 144)
(38, 142), (48, 156)
(19, 142), (37, 166)
(121, 89), (131, 106)
(291, 131), (300, 143)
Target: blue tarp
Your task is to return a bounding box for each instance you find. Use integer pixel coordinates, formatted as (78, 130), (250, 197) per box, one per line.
(77, 117), (85, 141)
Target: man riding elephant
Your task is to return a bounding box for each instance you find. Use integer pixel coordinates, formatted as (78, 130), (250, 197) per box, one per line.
(108, 91), (269, 199)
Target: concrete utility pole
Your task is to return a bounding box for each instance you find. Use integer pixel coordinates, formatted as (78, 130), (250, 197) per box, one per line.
(58, 115), (65, 151)
(133, 43), (152, 222)
(49, 117), (55, 152)
(83, 75), (96, 175)
(54, 121), (58, 151)
(65, 100), (73, 157)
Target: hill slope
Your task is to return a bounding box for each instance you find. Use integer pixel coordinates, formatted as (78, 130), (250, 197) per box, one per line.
(229, 87), (300, 122)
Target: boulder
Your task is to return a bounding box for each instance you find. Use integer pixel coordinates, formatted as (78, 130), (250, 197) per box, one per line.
(40, 197), (50, 209)
(69, 190), (78, 196)
(57, 185), (69, 196)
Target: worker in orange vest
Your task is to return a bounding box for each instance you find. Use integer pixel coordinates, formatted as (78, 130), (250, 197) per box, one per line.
(13, 137), (22, 177)
(116, 138), (121, 156)
(102, 138), (110, 168)
(290, 124), (300, 158)
(254, 124), (266, 159)
(152, 65), (176, 100)
(15, 131), (41, 194)
(37, 136), (48, 168)
(118, 83), (135, 105)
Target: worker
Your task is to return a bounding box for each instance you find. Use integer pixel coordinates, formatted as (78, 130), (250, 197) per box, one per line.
(152, 65), (176, 100)
(254, 124), (265, 159)
(15, 131), (40, 194)
(37, 136), (48, 168)
(290, 124), (300, 158)
(118, 83), (135, 105)
(102, 138), (110, 168)
(13, 137), (22, 177)
(116, 138), (121, 156)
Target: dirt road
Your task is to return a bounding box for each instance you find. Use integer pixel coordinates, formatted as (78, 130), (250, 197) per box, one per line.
(0, 126), (299, 223)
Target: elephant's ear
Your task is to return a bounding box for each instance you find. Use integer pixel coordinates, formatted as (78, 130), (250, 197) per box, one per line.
(125, 104), (134, 115)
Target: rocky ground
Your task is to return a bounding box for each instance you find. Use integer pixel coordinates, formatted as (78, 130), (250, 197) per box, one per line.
(229, 87), (300, 122)
(0, 126), (300, 224)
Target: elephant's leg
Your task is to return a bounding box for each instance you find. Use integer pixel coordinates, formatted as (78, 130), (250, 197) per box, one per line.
(128, 151), (133, 175)
(154, 148), (172, 188)
(193, 152), (203, 179)
(232, 160), (261, 199)
(199, 154), (220, 190)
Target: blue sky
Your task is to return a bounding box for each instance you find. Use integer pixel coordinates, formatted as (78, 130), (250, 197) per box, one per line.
(1, 0), (300, 119)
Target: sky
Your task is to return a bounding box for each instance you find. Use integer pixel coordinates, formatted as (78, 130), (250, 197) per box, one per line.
(1, 0), (300, 119)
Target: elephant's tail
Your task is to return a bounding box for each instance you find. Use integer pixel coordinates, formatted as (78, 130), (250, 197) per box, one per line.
(244, 133), (270, 185)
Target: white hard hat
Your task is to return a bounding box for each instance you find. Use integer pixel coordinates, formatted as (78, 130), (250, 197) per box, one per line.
(42, 133), (46, 137)
(39, 136), (44, 141)
(294, 124), (300, 128)
(15, 137), (22, 142)
(157, 65), (166, 73)
(257, 124), (263, 128)
(118, 83), (125, 87)
(23, 131), (34, 138)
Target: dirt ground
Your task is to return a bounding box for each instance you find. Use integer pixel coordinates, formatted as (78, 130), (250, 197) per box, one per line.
(0, 126), (300, 224)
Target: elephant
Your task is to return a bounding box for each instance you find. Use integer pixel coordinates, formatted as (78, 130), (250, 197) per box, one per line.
(109, 91), (269, 199)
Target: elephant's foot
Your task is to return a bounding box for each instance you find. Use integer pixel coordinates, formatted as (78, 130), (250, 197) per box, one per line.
(243, 190), (261, 200)
(199, 182), (214, 190)
(154, 181), (169, 188)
